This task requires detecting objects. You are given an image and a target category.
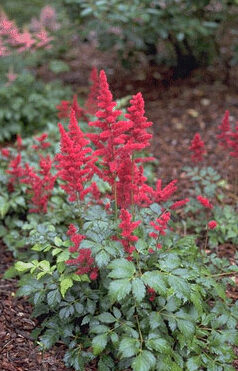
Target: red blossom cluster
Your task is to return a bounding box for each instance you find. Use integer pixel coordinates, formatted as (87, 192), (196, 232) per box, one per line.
(30, 5), (60, 32)
(66, 248), (98, 280)
(66, 224), (98, 280)
(147, 287), (156, 302)
(32, 133), (51, 151)
(150, 211), (171, 239)
(1, 148), (10, 158)
(85, 67), (99, 115)
(67, 224), (86, 253)
(56, 109), (98, 202)
(189, 133), (206, 163)
(20, 155), (56, 213)
(6, 153), (24, 192)
(0, 11), (53, 57)
(56, 95), (88, 122)
(216, 111), (238, 157)
(119, 209), (141, 258)
(197, 195), (213, 209)
(170, 198), (190, 210)
(208, 220), (217, 230)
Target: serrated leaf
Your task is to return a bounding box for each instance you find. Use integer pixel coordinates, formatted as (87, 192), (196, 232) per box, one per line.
(95, 250), (110, 268)
(168, 276), (190, 299)
(59, 305), (74, 320)
(177, 319), (195, 339)
(146, 337), (170, 354)
(15, 261), (34, 272)
(141, 271), (167, 295)
(39, 329), (59, 349)
(149, 312), (162, 330)
(109, 279), (131, 301)
(132, 278), (146, 302)
(186, 356), (201, 370)
(108, 258), (135, 279)
(60, 277), (73, 297)
(98, 312), (116, 323)
(119, 337), (140, 358)
(92, 334), (108, 355)
(47, 289), (61, 306)
(190, 292), (203, 315)
(57, 250), (70, 263)
(132, 350), (156, 371)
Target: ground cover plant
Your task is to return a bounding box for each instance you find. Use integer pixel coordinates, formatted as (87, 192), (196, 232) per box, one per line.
(0, 69), (237, 371)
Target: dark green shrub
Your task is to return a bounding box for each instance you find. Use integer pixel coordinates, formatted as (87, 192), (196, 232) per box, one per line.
(63, 0), (237, 74)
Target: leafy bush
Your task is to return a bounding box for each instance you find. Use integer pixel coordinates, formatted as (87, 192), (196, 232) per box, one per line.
(63, 0), (238, 74)
(1, 70), (237, 370)
(0, 73), (72, 141)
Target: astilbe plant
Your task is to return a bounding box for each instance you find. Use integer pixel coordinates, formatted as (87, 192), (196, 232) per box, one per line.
(0, 10), (53, 57)
(12, 71), (238, 371)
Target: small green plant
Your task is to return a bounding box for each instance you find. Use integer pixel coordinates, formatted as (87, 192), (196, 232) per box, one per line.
(0, 73), (72, 141)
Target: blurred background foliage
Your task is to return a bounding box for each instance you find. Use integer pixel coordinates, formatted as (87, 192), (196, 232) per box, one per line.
(0, 0), (237, 141)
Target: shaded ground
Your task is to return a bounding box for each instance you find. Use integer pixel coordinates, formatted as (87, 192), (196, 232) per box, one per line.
(0, 242), (74, 371)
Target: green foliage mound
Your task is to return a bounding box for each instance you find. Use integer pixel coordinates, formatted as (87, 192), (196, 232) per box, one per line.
(63, 0), (238, 74)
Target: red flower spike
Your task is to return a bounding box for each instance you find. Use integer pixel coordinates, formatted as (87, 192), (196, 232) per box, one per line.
(6, 153), (24, 191)
(170, 198), (190, 210)
(189, 133), (206, 163)
(228, 123), (238, 158)
(85, 67), (99, 115)
(1, 148), (10, 157)
(124, 92), (153, 152)
(20, 155), (56, 213)
(197, 195), (213, 209)
(150, 212), (171, 238)
(208, 220), (217, 230)
(155, 179), (177, 203)
(119, 209), (141, 257)
(16, 134), (22, 151)
(32, 133), (51, 151)
(217, 110), (231, 149)
(56, 122), (97, 202)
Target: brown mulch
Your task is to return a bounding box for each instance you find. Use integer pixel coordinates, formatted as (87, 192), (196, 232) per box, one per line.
(0, 243), (74, 371)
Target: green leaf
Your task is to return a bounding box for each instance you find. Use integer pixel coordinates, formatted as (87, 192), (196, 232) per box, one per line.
(39, 329), (59, 350)
(119, 337), (140, 358)
(190, 291), (203, 315)
(57, 250), (70, 263)
(59, 305), (74, 320)
(149, 312), (162, 330)
(47, 289), (61, 306)
(95, 250), (110, 268)
(0, 197), (9, 218)
(92, 334), (108, 355)
(168, 276), (190, 299)
(109, 279), (132, 302)
(141, 271), (167, 295)
(60, 277), (73, 297)
(98, 312), (116, 323)
(186, 356), (201, 370)
(132, 350), (156, 371)
(177, 319), (195, 339)
(132, 278), (146, 302)
(108, 258), (135, 279)
(54, 236), (63, 247)
(15, 261), (34, 272)
(146, 337), (170, 354)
